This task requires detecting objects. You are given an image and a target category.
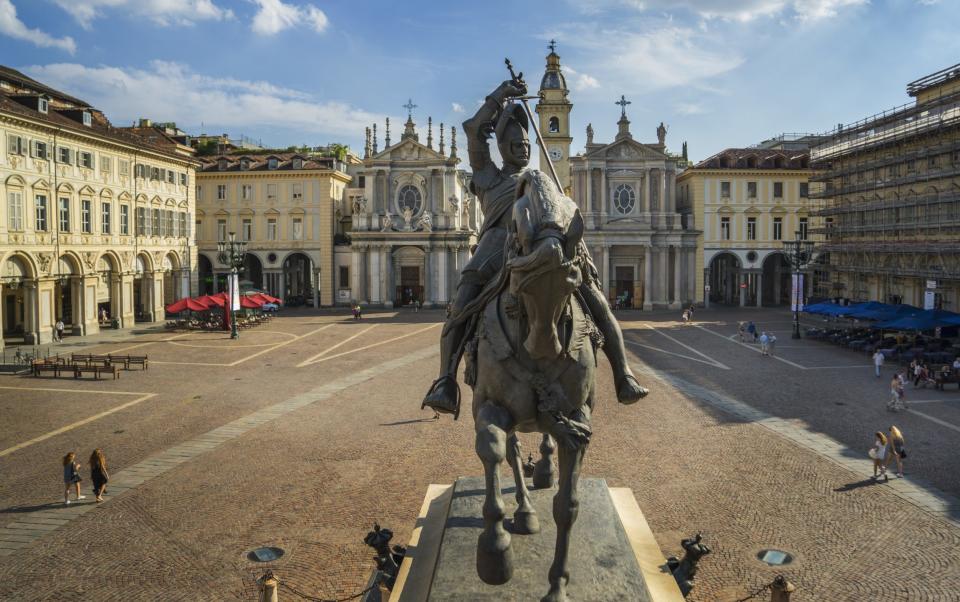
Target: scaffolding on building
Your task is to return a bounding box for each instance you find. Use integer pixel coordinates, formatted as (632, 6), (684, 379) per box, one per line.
(809, 62), (960, 302)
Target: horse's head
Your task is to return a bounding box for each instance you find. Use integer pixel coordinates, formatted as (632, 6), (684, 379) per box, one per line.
(507, 170), (585, 360)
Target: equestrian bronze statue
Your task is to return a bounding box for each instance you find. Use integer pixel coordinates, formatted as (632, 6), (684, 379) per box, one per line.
(422, 74), (647, 419)
(421, 68), (649, 602)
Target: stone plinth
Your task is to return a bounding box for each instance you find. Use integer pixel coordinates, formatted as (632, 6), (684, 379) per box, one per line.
(391, 477), (684, 602)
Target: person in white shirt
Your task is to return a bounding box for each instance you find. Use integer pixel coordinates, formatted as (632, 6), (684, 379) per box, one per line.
(873, 350), (885, 378)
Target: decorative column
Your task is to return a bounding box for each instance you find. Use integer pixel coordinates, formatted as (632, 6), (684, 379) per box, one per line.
(756, 271), (763, 307)
(22, 281), (39, 344)
(152, 271), (165, 322)
(739, 271), (747, 307)
(600, 169), (608, 217)
(671, 246), (682, 310)
(380, 246), (391, 307)
(437, 246), (448, 304)
(585, 168), (593, 214)
(704, 267), (711, 309)
(351, 247), (362, 302)
(369, 246), (381, 304)
(643, 246), (654, 311)
(658, 247), (670, 306)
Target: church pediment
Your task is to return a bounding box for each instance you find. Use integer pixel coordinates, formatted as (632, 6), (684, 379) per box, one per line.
(587, 139), (665, 161)
(373, 138), (445, 163)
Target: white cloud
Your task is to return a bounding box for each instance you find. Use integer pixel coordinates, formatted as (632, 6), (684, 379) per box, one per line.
(251, 0), (328, 35)
(451, 102), (464, 113)
(52, 0), (232, 29)
(676, 102), (708, 115)
(0, 0), (75, 53)
(23, 61), (379, 138)
(569, 0), (867, 22)
(553, 24), (743, 92)
(563, 65), (601, 91)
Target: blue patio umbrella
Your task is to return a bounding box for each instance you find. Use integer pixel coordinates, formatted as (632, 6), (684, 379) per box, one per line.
(818, 301), (888, 317)
(877, 309), (960, 330)
(849, 303), (919, 321)
(802, 301), (841, 315)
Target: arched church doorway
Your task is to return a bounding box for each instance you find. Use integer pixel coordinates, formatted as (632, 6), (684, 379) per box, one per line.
(393, 246), (425, 306)
(708, 253), (742, 305)
(761, 252), (791, 306)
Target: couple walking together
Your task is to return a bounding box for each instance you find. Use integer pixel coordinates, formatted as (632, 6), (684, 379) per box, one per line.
(62, 449), (109, 504)
(870, 426), (906, 481)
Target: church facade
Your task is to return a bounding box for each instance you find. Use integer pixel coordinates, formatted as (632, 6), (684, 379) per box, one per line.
(338, 112), (477, 307)
(538, 52), (700, 309)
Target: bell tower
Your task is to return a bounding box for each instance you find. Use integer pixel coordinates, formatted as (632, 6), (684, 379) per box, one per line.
(535, 40), (573, 194)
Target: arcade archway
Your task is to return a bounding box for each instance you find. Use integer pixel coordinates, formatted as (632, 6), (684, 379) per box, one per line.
(707, 253), (742, 305)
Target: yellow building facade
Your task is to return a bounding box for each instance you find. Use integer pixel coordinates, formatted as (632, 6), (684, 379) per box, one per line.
(1, 66), (197, 349)
(811, 63), (960, 309)
(677, 145), (819, 306)
(195, 152), (353, 306)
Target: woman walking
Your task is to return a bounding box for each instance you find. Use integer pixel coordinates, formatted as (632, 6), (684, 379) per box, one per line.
(62, 452), (85, 504)
(870, 431), (888, 481)
(886, 426), (906, 478)
(89, 449), (109, 502)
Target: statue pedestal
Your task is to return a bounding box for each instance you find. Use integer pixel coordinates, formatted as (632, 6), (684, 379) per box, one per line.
(391, 477), (685, 602)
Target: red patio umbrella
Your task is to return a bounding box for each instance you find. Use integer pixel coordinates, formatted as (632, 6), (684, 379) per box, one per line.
(166, 297), (209, 313)
(256, 293), (282, 304)
(196, 294), (226, 308)
(239, 295), (264, 309)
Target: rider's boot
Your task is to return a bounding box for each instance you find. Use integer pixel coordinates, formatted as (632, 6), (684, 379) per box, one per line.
(581, 284), (648, 404)
(421, 321), (466, 419)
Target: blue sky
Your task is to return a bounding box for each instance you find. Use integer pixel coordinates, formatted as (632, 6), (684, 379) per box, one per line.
(1, 0), (958, 162)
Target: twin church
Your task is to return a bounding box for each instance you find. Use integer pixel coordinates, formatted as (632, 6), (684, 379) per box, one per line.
(342, 45), (698, 309)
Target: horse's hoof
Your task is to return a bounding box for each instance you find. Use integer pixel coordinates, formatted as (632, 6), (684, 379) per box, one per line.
(533, 459), (555, 489)
(512, 510), (540, 535)
(540, 585), (567, 602)
(477, 531), (514, 585)
(617, 374), (648, 405)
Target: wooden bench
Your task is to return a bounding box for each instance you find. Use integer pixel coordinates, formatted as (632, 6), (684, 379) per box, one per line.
(108, 354), (148, 370)
(935, 370), (960, 390)
(73, 364), (119, 380)
(32, 362), (62, 377)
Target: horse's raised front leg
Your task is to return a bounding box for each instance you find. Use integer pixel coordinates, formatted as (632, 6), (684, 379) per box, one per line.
(475, 401), (514, 585)
(542, 409), (590, 602)
(533, 433), (556, 489)
(506, 433), (540, 534)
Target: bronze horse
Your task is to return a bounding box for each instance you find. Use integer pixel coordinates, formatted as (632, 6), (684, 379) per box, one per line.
(464, 169), (624, 602)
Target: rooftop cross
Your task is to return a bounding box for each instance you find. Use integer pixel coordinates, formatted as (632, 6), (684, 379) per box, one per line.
(403, 98), (418, 118)
(548, 39), (557, 54)
(615, 95), (631, 118)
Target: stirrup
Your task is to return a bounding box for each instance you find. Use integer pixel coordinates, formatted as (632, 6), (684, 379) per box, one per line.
(422, 375), (461, 420)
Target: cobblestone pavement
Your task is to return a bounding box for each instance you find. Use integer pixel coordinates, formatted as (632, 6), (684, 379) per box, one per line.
(0, 307), (958, 601)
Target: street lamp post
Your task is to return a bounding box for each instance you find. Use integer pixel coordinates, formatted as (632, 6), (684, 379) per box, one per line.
(783, 230), (815, 340)
(217, 232), (247, 340)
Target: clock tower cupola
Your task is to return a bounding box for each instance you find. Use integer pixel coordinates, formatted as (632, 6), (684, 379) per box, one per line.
(535, 40), (573, 194)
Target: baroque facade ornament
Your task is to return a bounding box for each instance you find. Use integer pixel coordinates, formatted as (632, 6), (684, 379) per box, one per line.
(380, 213), (395, 232)
(417, 212), (433, 232)
(82, 252), (97, 271)
(36, 252), (53, 274)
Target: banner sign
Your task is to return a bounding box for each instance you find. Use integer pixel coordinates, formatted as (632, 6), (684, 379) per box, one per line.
(924, 290), (936, 310)
(790, 274), (804, 312)
(230, 273), (241, 311)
